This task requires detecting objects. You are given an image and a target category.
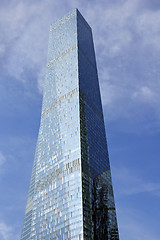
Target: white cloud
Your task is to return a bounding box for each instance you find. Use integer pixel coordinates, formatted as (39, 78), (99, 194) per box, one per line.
(132, 86), (154, 101)
(113, 166), (160, 239)
(113, 167), (160, 197)
(0, 0), (61, 83)
(136, 9), (160, 50)
(1, 0), (160, 125)
(0, 44), (5, 56)
(73, 0), (160, 125)
(118, 210), (160, 240)
(0, 221), (19, 240)
(0, 152), (6, 166)
(0, 222), (12, 240)
(84, 0), (139, 58)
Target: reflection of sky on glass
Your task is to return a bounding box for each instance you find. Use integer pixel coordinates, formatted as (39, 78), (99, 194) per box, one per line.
(0, 1), (160, 239)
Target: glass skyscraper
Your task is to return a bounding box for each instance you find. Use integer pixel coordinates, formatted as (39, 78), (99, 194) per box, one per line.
(21, 9), (119, 240)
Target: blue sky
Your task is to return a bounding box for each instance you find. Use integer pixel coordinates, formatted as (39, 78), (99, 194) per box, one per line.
(0, 0), (160, 239)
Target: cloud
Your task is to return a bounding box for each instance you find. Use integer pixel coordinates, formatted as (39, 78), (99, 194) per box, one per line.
(113, 167), (160, 197)
(87, 0), (160, 56)
(132, 86), (158, 104)
(0, 1), (48, 81)
(81, 0), (160, 124)
(118, 209), (160, 240)
(1, 0), (160, 127)
(0, 0), (63, 83)
(0, 221), (19, 240)
(0, 222), (12, 240)
(133, 86), (153, 99)
(136, 9), (160, 50)
(0, 152), (6, 166)
(113, 166), (160, 240)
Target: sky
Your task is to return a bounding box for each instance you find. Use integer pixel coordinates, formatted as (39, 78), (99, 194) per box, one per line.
(0, 0), (160, 239)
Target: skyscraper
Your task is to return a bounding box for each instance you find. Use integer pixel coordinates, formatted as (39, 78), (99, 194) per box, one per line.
(21, 9), (119, 240)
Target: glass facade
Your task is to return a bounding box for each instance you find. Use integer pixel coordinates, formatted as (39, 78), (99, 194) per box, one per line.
(21, 9), (119, 240)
